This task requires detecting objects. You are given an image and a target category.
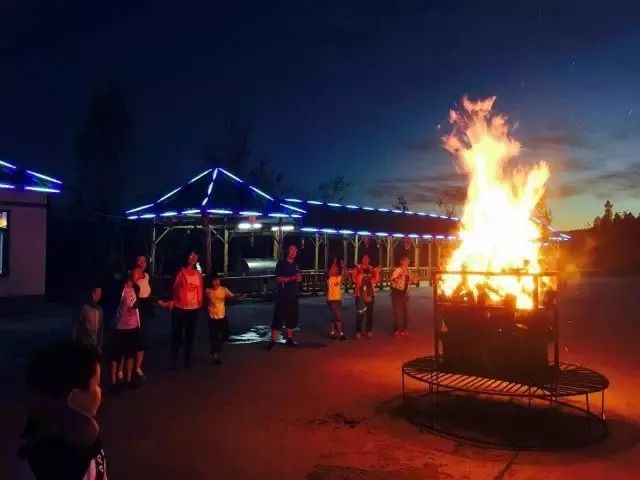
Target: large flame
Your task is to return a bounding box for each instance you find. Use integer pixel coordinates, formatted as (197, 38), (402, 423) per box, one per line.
(440, 96), (550, 309)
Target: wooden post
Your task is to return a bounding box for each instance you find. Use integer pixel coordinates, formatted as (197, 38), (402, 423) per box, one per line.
(323, 233), (329, 270)
(342, 237), (347, 268)
(223, 226), (229, 274)
(272, 229), (280, 260)
(414, 239), (420, 268)
(202, 213), (212, 274)
(354, 234), (359, 267)
(150, 224), (157, 277)
(428, 241), (432, 280)
(314, 233), (319, 271)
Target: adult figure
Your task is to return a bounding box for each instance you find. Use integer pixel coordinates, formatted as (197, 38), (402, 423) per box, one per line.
(352, 254), (380, 339)
(390, 254), (417, 338)
(131, 255), (152, 378)
(170, 250), (203, 367)
(267, 244), (302, 350)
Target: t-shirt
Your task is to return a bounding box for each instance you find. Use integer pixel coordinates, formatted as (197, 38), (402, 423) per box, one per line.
(16, 411), (108, 480)
(173, 269), (202, 310)
(391, 267), (411, 294)
(135, 272), (151, 299)
(326, 276), (342, 301)
(275, 260), (300, 301)
(115, 286), (139, 330)
(205, 286), (232, 320)
(354, 267), (375, 300)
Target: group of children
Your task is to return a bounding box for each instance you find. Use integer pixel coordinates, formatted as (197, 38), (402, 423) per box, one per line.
(71, 253), (240, 386)
(16, 250), (417, 479)
(325, 253), (417, 341)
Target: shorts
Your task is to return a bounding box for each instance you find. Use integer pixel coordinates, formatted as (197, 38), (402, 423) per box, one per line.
(272, 299), (299, 330)
(109, 328), (144, 360)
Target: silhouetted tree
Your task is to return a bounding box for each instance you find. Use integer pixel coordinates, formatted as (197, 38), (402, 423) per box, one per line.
(318, 176), (352, 203)
(392, 194), (409, 212)
(76, 80), (132, 215)
(534, 193), (553, 226)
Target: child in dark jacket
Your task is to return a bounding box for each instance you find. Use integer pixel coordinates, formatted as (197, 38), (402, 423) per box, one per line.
(73, 287), (104, 353)
(14, 340), (107, 480)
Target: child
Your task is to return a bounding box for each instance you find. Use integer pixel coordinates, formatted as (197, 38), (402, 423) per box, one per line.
(72, 286), (104, 353)
(390, 255), (417, 338)
(15, 340), (108, 479)
(109, 278), (143, 390)
(204, 274), (236, 366)
(326, 260), (347, 340)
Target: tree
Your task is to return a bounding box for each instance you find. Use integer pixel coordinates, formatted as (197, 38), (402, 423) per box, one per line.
(534, 193), (553, 226)
(76, 80), (132, 215)
(318, 176), (352, 203)
(392, 194), (409, 212)
(435, 186), (464, 217)
(601, 200), (614, 226)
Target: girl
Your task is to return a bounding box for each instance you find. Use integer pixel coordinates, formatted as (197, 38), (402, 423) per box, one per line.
(352, 254), (380, 339)
(72, 286), (104, 353)
(326, 260), (347, 340)
(204, 274), (237, 366)
(131, 255), (152, 379)
(390, 255), (417, 338)
(109, 278), (143, 390)
(164, 250), (203, 368)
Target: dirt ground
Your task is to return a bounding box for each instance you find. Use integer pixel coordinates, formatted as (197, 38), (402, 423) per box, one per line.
(1, 277), (639, 479)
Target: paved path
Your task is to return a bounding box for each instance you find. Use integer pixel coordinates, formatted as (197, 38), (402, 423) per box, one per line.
(1, 280), (639, 479)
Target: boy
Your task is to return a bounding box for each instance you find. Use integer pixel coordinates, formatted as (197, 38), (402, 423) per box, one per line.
(267, 244), (302, 350)
(73, 286), (104, 353)
(390, 255), (417, 338)
(204, 274), (236, 366)
(15, 340), (107, 479)
(326, 260), (347, 340)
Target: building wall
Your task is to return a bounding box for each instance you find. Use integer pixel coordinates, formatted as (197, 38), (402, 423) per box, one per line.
(0, 191), (47, 297)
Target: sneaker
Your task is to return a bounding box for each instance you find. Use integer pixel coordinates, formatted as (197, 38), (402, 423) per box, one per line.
(328, 330), (337, 338)
(339, 334), (347, 341)
(266, 340), (276, 351)
(366, 332), (373, 339)
(400, 331), (409, 338)
(285, 338), (297, 347)
(134, 370), (147, 381)
(394, 331), (401, 340)
(355, 333), (361, 340)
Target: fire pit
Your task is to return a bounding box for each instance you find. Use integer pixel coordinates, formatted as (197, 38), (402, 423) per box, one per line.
(435, 270), (558, 384)
(400, 96), (609, 448)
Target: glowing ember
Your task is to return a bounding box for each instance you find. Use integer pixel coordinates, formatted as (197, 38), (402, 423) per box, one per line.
(440, 96), (550, 309)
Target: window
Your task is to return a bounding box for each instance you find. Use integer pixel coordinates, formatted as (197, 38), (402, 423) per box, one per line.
(0, 210), (8, 276)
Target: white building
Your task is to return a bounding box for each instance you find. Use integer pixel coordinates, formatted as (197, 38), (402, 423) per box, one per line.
(0, 161), (61, 311)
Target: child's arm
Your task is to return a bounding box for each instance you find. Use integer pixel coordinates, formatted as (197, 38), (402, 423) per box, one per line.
(158, 299), (174, 310)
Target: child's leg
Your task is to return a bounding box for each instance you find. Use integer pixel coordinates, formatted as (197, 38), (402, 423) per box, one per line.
(124, 357), (134, 382)
(135, 350), (144, 375)
(334, 305), (343, 335)
(208, 318), (216, 356)
(110, 361), (118, 384)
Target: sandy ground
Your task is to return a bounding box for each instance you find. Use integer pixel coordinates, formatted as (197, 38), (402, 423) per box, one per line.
(1, 277), (639, 479)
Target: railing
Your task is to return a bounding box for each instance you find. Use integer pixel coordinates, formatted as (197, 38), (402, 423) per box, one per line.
(151, 267), (434, 298)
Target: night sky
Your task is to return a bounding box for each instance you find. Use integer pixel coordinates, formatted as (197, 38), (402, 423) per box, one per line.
(1, 0), (639, 229)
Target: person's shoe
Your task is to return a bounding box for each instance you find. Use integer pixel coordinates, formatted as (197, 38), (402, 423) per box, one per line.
(213, 357), (223, 366)
(339, 334), (347, 341)
(266, 340), (276, 351)
(328, 330), (337, 339)
(394, 331), (402, 340)
(285, 338), (297, 347)
(400, 331), (409, 338)
(366, 332), (373, 339)
(355, 333), (361, 340)
(134, 370), (147, 381)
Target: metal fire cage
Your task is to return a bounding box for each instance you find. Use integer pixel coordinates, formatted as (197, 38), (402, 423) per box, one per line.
(401, 270), (610, 448)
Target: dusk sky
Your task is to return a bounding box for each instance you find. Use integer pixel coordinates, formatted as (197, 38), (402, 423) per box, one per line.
(1, 0), (639, 229)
